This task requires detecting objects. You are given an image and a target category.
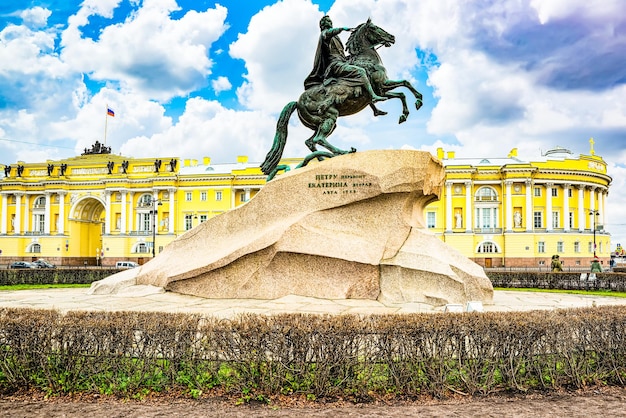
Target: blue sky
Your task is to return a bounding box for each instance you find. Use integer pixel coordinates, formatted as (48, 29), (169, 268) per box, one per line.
(1, 0), (626, 246)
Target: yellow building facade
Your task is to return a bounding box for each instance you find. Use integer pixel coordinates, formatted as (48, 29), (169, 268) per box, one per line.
(0, 143), (300, 266)
(0, 142), (611, 269)
(425, 143), (611, 269)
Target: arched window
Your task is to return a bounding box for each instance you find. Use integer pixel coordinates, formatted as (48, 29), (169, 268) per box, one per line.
(475, 187), (498, 201)
(27, 243), (41, 253)
(34, 196), (46, 208)
(476, 241), (500, 253)
(132, 242), (150, 253)
(138, 194), (154, 207)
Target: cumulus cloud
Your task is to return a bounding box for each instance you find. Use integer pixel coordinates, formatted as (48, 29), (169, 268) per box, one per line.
(61, 1), (229, 101)
(211, 76), (232, 94)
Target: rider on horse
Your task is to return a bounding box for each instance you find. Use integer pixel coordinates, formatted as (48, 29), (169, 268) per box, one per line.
(304, 15), (386, 114)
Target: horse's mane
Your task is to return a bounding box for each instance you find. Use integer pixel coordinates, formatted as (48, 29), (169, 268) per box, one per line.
(346, 20), (369, 56)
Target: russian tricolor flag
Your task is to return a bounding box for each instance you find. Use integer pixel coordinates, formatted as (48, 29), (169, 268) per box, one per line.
(107, 107), (115, 117)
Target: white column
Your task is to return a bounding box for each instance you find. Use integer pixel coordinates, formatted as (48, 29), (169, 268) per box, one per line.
(464, 181), (472, 231)
(505, 181), (513, 231)
(578, 185), (585, 232)
(128, 192), (135, 233)
(589, 186), (596, 229)
(244, 188), (251, 202)
(562, 184), (570, 232)
(14, 194), (22, 234)
(545, 183), (553, 231)
(600, 189), (606, 229)
(168, 188), (176, 234)
(104, 191), (111, 234)
(445, 182), (453, 231)
(525, 180), (533, 232)
(58, 192), (65, 235)
(44, 192), (51, 234)
(0, 194), (7, 234)
(23, 194), (30, 233)
(120, 191), (127, 234)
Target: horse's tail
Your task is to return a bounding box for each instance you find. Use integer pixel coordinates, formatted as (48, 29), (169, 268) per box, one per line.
(261, 101), (297, 176)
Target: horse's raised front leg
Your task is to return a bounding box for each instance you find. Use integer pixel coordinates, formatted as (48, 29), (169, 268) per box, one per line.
(381, 79), (423, 111)
(382, 91), (409, 124)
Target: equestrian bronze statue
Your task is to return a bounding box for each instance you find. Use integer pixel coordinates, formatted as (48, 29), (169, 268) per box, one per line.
(261, 16), (423, 180)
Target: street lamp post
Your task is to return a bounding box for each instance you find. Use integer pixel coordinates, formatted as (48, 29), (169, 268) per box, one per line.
(590, 210), (599, 257)
(152, 199), (162, 257)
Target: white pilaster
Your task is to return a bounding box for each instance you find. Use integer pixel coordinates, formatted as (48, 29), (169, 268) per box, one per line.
(505, 181), (512, 231)
(545, 183), (553, 231)
(0, 194), (7, 234)
(104, 191), (111, 234)
(525, 180), (533, 232)
(58, 192), (66, 234)
(578, 185), (585, 232)
(445, 182), (453, 231)
(464, 181), (472, 231)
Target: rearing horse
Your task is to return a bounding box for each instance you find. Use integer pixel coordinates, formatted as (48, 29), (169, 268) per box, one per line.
(261, 19), (423, 180)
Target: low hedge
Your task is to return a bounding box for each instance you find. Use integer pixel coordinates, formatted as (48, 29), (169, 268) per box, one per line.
(0, 269), (118, 286)
(2, 307), (626, 400)
(488, 271), (626, 291)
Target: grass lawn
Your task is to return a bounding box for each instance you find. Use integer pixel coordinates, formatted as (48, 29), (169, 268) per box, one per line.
(0, 284), (91, 291)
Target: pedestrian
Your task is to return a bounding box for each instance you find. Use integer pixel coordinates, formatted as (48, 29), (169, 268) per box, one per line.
(590, 257), (602, 273)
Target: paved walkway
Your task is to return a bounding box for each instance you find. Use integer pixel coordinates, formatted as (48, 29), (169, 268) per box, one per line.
(1, 287), (625, 318)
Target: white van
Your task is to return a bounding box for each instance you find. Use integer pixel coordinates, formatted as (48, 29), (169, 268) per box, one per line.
(115, 261), (139, 269)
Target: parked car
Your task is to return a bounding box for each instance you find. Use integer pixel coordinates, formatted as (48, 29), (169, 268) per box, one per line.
(115, 261), (139, 269)
(9, 261), (36, 269)
(33, 259), (56, 268)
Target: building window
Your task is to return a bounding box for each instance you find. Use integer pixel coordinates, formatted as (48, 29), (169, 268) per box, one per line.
(240, 192), (247, 203)
(138, 194), (152, 207)
(588, 242), (593, 253)
(27, 243), (41, 253)
(552, 211), (559, 228)
(568, 189), (573, 198)
(185, 192), (192, 201)
(200, 214), (208, 223)
(551, 188), (558, 197)
(33, 196), (46, 209)
(569, 212), (574, 228)
(534, 211), (543, 228)
(475, 187), (498, 201)
(200, 191), (207, 201)
(557, 241), (564, 253)
(134, 242), (149, 253)
(427, 212), (436, 228)
(139, 212), (151, 232)
(185, 214), (193, 231)
(477, 241), (498, 253)
(534, 187), (542, 197)
(574, 241), (580, 253)
(215, 190), (222, 201)
(538, 241), (545, 253)
(34, 214), (45, 233)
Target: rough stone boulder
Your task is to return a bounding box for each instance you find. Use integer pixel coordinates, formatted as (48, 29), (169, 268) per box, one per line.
(89, 150), (493, 307)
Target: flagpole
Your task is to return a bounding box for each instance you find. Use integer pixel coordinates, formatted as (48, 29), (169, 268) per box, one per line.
(104, 104), (109, 146)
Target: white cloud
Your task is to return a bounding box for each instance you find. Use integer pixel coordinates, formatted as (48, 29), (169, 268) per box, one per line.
(229, 0), (322, 111)
(20, 6), (52, 28)
(212, 76), (232, 94)
(61, 1), (229, 101)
